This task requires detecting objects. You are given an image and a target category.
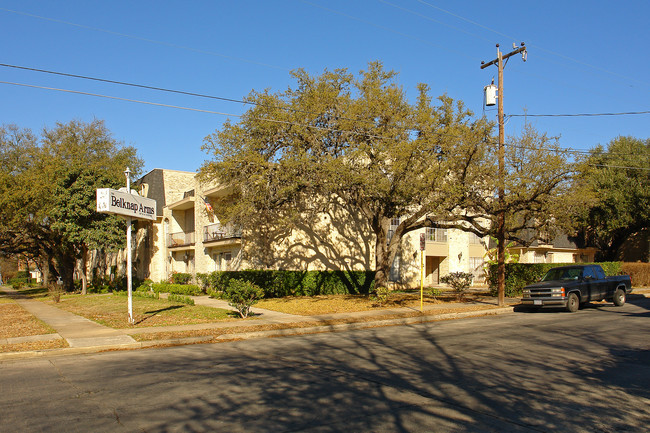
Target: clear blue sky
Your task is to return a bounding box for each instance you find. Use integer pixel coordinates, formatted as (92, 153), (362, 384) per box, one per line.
(1, 0), (648, 175)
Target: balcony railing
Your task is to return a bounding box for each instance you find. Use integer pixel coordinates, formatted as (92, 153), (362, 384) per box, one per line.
(167, 231), (195, 248)
(203, 223), (242, 242)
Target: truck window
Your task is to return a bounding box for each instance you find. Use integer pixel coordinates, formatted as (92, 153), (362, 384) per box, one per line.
(542, 267), (582, 281)
(583, 266), (597, 279)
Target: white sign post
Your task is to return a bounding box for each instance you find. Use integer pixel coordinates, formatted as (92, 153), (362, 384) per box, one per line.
(96, 168), (157, 324)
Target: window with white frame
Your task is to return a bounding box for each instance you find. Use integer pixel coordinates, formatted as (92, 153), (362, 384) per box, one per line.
(426, 226), (448, 243)
(469, 257), (485, 280)
(469, 232), (483, 245)
(387, 217), (400, 243)
(389, 254), (401, 282)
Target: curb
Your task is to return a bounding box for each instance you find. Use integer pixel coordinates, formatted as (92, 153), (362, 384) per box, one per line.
(1, 306), (513, 361)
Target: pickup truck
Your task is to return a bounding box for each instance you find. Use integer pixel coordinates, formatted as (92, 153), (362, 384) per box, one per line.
(521, 264), (632, 312)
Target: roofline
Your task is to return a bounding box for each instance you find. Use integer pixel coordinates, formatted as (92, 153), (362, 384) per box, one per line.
(137, 168), (197, 181)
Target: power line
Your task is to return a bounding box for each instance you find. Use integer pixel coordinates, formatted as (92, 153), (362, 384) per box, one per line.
(2, 78), (647, 163)
(0, 63), (254, 107)
(590, 164), (650, 171)
(377, 0), (493, 43)
(298, 0), (474, 60)
(508, 111), (650, 118)
(0, 62), (400, 129)
(8, 62), (641, 153)
(0, 80), (399, 141)
(0, 80), (242, 117)
(0, 7), (289, 71)
(413, 0), (650, 89)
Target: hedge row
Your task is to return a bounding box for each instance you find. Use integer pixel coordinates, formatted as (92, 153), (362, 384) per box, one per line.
(151, 282), (203, 296)
(197, 270), (375, 298)
(170, 272), (192, 285)
(621, 262), (650, 287)
(486, 262), (624, 297)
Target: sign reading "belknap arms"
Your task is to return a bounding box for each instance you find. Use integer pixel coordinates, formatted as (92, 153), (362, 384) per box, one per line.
(96, 188), (157, 221)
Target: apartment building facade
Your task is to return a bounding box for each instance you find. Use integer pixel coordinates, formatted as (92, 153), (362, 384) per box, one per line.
(133, 168), (593, 288)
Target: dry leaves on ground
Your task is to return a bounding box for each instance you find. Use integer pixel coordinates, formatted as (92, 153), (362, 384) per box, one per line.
(0, 303), (56, 339)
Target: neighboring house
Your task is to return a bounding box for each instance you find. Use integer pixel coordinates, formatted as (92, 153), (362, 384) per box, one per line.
(132, 168), (596, 287)
(507, 233), (598, 264)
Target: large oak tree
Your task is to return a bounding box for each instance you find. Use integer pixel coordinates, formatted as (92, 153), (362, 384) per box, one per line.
(0, 119), (142, 292)
(200, 62), (494, 288)
(574, 136), (650, 260)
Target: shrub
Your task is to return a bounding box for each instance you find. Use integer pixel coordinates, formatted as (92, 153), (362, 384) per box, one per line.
(170, 272), (192, 285)
(621, 262), (650, 287)
(151, 282), (203, 296)
(441, 272), (474, 301)
(113, 290), (159, 299)
(8, 277), (30, 289)
(224, 279), (264, 318)
(428, 287), (443, 300)
(196, 273), (211, 293)
(168, 293), (195, 305)
(135, 280), (154, 292)
(371, 286), (391, 306)
(48, 283), (63, 303)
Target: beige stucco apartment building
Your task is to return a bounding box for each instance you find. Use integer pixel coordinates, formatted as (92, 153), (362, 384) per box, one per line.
(132, 169), (595, 287)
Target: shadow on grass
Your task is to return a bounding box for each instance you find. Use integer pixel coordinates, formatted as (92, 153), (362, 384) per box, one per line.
(2, 286), (50, 299)
(134, 305), (185, 325)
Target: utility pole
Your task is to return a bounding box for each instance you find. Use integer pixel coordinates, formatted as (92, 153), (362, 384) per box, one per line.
(481, 42), (527, 306)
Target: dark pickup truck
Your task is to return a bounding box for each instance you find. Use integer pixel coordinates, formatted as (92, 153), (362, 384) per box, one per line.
(521, 264), (632, 312)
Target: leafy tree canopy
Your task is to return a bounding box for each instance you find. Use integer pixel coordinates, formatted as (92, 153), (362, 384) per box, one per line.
(200, 62), (494, 287)
(200, 62), (576, 290)
(0, 119), (142, 290)
(574, 136), (650, 260)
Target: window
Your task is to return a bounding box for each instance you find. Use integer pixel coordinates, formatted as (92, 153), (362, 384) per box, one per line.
(224, 252), (232, 271)
(426, 227), (448, 243)
(469, 257), (485, 280)
(215, 251), (233, 272)
(389, 254), (401, 282)
(387, 217), (400, 243)
(584, 266), (596, 279)
(469, 232), (482, 245)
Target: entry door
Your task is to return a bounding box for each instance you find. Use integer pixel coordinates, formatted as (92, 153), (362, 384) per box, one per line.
(426, 256), (440, 285)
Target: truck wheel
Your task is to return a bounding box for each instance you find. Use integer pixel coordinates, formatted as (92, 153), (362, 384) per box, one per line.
(566, 293), (579, 313)
(612, 288), (626, 307)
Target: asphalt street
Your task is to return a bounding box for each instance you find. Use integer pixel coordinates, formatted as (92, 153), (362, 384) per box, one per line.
(2, 294), (649, 432)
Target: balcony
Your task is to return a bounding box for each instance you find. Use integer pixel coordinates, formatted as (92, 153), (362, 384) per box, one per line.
(203, 223), (242, 245)
(167, 195), (195, 211)
(167, 231), (195, 249)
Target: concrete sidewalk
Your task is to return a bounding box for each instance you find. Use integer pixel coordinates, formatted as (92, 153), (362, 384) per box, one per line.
(2, 286), (138, 349)
(1, 285), (517, 359)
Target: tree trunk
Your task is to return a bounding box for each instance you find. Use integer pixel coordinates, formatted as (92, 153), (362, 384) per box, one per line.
(55, 250), (75, 291)
(80, 245), (88, 295)
(40, 256), (50, 287)
(373, 219), (399, 290)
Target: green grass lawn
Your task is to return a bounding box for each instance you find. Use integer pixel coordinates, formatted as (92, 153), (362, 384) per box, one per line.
(48, 293), (238, 328)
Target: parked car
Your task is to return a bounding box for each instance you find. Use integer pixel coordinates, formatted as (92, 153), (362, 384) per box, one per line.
(521, 264), (632, 312)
